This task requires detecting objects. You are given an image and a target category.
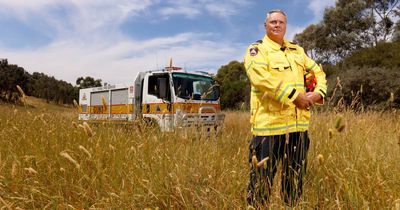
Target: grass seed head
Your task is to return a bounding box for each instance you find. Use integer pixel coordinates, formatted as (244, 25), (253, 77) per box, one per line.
(334, 115), (343, 130)
(73, 99), (81, 112)
(82, 122), (94, 137)
(16, 85), (27, 105)
(328, 128), (334, 139)
(394, 199), (400, 210)
(11, 162), (18, 178)
(317, 154), (325, 166)
(275, 80), (283, 94)
(16, 85), (26, 98)
(72, 121), (78, 129)
(257, 157), (269, 169)
(334, 115), (345, 132)
(337, 124), (345, 132)
(251, 153), (258, 168)
(60, 151), (80, 169)
(78, 145), (92, 158)
(109, 144), (115, 153)
(285, 131), (289, 144)
(24, 167), (38, 175)
(102, 96), (107, 111)
(389, 92), (395, 103)
(261, 92), (268, 101)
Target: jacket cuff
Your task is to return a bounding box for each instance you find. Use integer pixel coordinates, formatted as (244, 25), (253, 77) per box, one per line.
(284, 88), (299, 103)
(314, 88), (326, 105)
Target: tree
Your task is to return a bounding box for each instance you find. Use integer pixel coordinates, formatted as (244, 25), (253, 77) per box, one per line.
(0, 60), (79, 104)
(393, 14), (400, 41)
(76, 76), (102, 89)
(294, 24), (330, 62)
(215, 61), (250, 110)
(342, 41), (400, 68)
(367, 0), (399, 44)
(29, 72), (78, 104)
(322, 0), (371, 61)
(294, 0), (400, 64)
(0, 62), (30, 102)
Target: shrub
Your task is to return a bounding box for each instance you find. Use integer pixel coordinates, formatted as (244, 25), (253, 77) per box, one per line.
(327, 66), (400, 110)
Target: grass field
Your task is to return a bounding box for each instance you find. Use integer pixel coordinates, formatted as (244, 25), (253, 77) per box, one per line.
(0, 97), (400, 209)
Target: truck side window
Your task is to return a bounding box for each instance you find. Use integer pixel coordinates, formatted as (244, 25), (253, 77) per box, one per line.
(148, 76), (158, 96)
(148, 75), (170, 99)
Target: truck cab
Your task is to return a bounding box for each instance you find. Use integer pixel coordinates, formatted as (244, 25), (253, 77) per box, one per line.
(138, 69), (224, 132)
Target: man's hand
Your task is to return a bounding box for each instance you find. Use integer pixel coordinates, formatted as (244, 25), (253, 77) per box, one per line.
(306, 92), (323, 104)
(293, 92), (313, 110)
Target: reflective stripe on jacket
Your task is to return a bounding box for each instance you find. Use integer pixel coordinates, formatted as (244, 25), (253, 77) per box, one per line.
(244, 35), (327, 136)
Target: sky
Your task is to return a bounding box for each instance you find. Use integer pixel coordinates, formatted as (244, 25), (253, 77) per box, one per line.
(0, 0), (336, 85)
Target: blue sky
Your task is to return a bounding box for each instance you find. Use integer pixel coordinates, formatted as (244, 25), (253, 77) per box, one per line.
(0, 0), (335, 84)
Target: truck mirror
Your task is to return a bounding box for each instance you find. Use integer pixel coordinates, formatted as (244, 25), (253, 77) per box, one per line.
(158, 78), (167, 99)
(214, 84), (221, 99)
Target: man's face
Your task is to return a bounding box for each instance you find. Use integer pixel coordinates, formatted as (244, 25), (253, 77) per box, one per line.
(265, 12), (286, 43)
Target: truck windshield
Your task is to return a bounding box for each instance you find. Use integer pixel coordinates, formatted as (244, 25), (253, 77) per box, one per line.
(172, 73), (220, 100)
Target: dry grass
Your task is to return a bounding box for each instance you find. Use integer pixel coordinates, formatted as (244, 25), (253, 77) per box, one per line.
(0, 98), (399, 209)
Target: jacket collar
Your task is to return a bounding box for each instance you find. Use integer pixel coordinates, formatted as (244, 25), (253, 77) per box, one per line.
(262, 35), (290, 51)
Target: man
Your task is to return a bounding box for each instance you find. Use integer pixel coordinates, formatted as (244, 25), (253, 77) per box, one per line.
(244, 9), (327, 207)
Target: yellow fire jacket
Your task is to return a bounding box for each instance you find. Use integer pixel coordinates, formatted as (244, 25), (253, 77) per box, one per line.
(244, 35), (327, 136)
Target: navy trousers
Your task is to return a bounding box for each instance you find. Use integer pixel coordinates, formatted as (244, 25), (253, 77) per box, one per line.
(247, 132), (310, 206)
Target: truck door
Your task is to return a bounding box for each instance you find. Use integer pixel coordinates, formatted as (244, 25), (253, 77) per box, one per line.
(142, 73), (173, 131)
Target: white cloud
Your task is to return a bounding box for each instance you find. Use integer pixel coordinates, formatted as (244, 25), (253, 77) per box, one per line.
(159, 6), (201, 18)
(0, 0), (251, 86)
(156, 0), (253, 19)
(308, 0), (336, 22)
(1, 32), (243, 84)
(282, 0), (336, 41)
(286, 24), (306, 41)
(205, 3), (236, 18)
(0, 0), (156, 40)
(204, 0), (253, 18)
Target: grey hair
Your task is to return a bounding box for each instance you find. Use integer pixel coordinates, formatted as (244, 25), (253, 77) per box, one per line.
(265, 9), (287, 23)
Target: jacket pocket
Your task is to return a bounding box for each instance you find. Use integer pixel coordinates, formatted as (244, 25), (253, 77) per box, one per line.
(270, 62), (291, 72)
(269, 53), (291, 72)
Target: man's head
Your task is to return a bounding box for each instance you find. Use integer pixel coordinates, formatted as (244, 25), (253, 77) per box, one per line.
(264, 9), (287, 45)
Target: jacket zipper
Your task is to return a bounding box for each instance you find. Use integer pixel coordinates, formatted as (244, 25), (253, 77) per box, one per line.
(284, 49), (299, 130)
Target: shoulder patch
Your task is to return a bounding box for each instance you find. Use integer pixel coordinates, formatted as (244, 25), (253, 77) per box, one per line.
(256, 40), (263, 44)
(249, 47), (259, 56)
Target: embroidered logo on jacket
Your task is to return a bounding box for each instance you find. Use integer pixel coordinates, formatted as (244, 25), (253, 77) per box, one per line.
(249, 48), (258, 56)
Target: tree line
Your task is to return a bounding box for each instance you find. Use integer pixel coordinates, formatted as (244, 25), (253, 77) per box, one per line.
(216, 0), (400, 110)
(0, 59), (102, 104)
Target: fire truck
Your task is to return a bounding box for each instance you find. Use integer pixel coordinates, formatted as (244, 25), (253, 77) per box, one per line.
(78, 65), (225, 132)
